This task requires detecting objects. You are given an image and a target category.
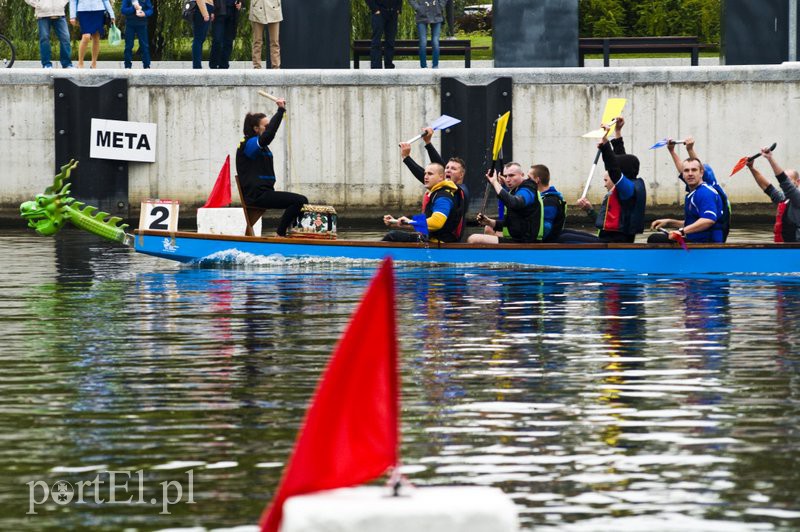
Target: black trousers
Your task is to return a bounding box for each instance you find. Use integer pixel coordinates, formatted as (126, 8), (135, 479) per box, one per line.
(557, 229), (601, 243)
(250, 189), (308, 236)
(445, 0), (455, 37)
(370, 10), (398, 68)
(382, 230), (428, 242)
(647, 232), (671, 243)
(210, 11), (238, 69)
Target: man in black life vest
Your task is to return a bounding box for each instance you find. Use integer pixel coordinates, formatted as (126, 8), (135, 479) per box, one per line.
(468, 162), (544, 244)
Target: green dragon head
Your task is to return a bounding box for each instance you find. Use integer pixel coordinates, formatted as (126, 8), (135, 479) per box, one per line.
(20, 160), (131, 244)
(20, 160), (78, 236)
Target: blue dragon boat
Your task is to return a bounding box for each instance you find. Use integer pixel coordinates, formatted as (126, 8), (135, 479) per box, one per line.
(133, 229), (800, 275)
(19, 161), (800, 276)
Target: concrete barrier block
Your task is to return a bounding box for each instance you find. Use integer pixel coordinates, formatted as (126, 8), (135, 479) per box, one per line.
(280, 486), (518, 532)
(196, 208), (260, 236)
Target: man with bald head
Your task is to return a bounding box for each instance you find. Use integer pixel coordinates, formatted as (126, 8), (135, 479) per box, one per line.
(382, 162), (461, 243)
(746, 147), (800, 242)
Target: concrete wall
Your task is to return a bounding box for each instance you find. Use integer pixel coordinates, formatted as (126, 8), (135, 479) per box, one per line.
(2, 66), (799, 219)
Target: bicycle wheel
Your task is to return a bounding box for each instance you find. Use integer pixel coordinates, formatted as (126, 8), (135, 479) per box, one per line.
(0, 34), (15, 68)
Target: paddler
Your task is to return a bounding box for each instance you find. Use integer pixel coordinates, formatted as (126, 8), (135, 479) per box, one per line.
(746, 146), (800, 242)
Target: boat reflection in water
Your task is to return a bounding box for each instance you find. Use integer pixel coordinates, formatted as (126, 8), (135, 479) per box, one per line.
(2, 229), (800, 530)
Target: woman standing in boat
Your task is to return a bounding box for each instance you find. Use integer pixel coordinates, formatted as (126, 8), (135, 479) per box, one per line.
(236, 98), (308, 237)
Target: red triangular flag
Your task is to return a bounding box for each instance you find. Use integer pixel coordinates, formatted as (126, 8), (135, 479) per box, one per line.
(260, 258), (399, 532)
(202, 155), (232, 208)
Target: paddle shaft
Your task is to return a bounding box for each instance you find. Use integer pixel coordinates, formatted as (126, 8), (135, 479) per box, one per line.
(258, 90), (280, 103)
(748, 142), (778, 162)
(579, 119), (615, 199)
(580, 149), (603, 199)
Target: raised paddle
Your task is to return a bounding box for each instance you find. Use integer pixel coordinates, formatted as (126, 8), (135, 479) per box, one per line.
(480, 111), (510, 215)
(404, 115), (462, 144)
(649, 139), (686, 150)
(730, 142), (778, 176)
(579, 119), (616, 200)
(579, 98), (626, 199)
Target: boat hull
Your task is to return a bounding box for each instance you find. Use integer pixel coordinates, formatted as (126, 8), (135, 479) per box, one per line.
(133, 230), (800, 275)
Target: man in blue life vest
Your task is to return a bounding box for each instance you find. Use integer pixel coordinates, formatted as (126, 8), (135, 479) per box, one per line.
(648, 157), (724, 243)
(746, 146), (800, 242)
(468, 162), (544, 244)
(666, 136), (731, 241)
(528, 164), (566, 242)
(382, 162), (461, 243)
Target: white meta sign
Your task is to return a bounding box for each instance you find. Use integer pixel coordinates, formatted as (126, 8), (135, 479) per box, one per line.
(140, 200), (179, 233)
(90, 118), (157, 162)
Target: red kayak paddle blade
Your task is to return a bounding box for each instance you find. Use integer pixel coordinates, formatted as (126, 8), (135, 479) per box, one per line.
(674, 233), (688, 251)
(729, 156), (748, 176)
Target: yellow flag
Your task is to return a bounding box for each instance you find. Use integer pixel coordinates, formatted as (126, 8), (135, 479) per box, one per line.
(581, 98), (626, 138)
(492, 111), (510, 161)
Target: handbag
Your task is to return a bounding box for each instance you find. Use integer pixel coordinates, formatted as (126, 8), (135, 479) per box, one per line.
(182, 0), (197, 20)
(108, 22), (122, 46)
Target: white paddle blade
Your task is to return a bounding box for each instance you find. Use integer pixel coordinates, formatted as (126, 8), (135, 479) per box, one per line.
(582, 128), (606, 139)
(430, 114), (461, 131)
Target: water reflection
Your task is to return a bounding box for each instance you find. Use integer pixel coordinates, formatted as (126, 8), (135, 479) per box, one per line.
(0, 229), (799, 531)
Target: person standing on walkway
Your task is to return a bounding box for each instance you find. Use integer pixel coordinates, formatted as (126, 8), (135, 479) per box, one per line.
(409, 0), (444, 68)
(366, 0), (401, 69)
(236, 99), (309, 237)
(444, 0), (455, 38)
(69, 0), (114, 68)
(25, 0), (74, 68)
(210, 0), (241, 69)
(121, 0), (152, 69)
(191, 0), (215, 69)
(249, 0), (282, 68)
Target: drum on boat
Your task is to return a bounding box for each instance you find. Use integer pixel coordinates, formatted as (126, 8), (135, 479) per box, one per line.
(288, 205), (337, 239)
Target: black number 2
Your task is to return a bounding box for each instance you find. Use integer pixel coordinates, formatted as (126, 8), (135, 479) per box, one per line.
(149, 206), (170, 230)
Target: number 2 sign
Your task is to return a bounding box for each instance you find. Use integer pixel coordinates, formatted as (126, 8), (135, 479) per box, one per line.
(140, 200), (179, 233)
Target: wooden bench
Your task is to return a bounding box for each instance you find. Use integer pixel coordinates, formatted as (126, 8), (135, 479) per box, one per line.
(234, 174), (264, 237)
(352, 39), (486, 68)
(578, 36), (717, 67)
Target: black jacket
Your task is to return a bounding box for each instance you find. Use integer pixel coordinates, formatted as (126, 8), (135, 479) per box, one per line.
(365, 0), (401, 13)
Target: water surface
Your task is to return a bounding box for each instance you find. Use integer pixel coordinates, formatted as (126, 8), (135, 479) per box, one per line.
(1, 228), (798, 531)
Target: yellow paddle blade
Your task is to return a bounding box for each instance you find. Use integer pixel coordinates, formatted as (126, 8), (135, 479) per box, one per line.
(492, 111), (510, 160)
(581, 98), (627, 138)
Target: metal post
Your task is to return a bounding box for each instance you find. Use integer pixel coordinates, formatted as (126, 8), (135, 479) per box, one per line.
(790, 0), (798, 61)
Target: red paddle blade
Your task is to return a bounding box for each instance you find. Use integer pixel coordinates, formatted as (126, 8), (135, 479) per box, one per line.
(673, 233), (689, 251)
(729, 156), (749, 176)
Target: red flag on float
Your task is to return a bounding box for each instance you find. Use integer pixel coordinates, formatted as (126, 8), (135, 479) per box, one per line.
(260, 257), (400, 532)
(202, 155), (232, 208)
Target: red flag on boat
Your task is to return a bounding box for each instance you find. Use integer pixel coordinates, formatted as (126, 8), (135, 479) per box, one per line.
(260, 257), (400, 532)
(201, 155), (232, 208)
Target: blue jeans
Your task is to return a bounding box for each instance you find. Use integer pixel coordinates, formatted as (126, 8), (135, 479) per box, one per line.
(417, 22), (441, 68)
(37, 17), (72, 68)
(124, 22), (150, 68)
(192, 6), (213, 69)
